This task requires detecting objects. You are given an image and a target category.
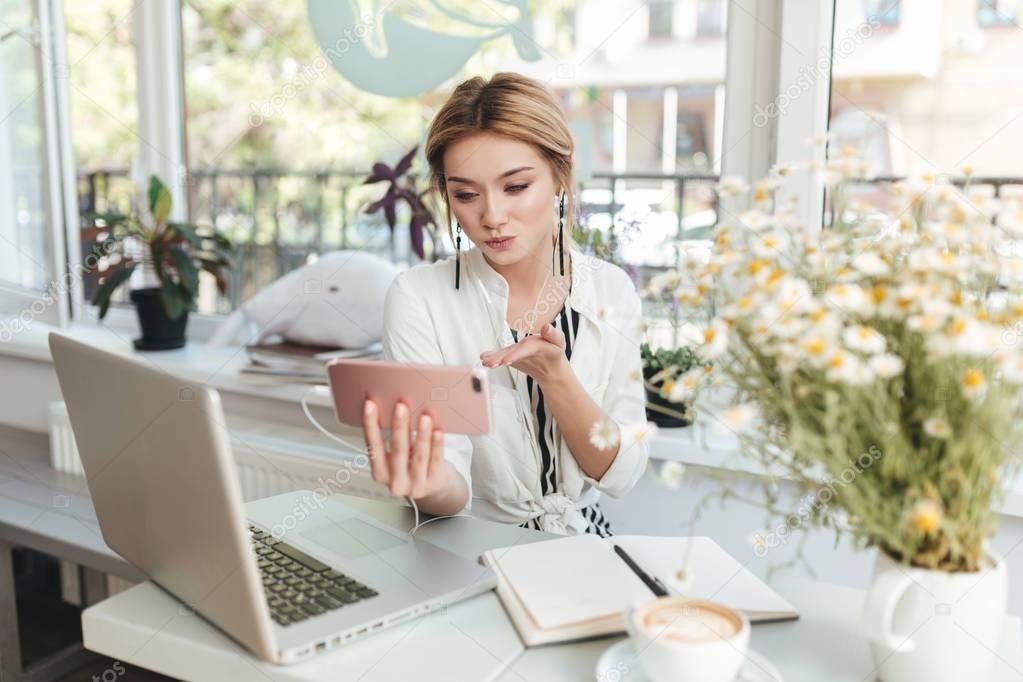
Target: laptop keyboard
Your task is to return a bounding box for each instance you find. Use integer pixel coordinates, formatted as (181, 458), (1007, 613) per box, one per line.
(249, 526), (379, 627)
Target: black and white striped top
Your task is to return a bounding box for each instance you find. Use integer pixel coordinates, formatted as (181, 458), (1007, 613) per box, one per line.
(509, 293), (613, 538)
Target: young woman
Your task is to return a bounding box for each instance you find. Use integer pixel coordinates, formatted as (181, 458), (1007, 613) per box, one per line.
(361, 72), (649, 537)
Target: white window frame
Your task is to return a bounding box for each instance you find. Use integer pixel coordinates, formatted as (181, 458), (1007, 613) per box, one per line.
(78, 0), (230, 341)
(720, 0), (834, 231)
(0, 0), (76, 329)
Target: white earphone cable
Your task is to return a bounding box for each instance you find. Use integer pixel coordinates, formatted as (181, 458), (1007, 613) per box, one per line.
(300, 389), (472, 535)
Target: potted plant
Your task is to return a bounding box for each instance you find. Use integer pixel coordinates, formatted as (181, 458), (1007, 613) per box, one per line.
(89, 175), (234, 350)
(672, 148), (1023, 682)
(640, 342), (710, 427)
(362, 145), (443, 262)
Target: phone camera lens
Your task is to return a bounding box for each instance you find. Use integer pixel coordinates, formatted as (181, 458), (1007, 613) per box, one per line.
(472, 377), (481, 393)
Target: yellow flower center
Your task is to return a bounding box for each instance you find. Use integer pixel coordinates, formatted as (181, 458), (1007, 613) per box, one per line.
(963, 369), (984, 388)
(911, 504), (942, 535)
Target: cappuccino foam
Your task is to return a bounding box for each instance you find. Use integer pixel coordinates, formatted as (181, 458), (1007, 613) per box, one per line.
(639, 603), (740, 643)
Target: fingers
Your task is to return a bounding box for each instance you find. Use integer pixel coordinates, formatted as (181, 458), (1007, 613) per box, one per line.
(541, 323), (566, 348)
(389, 401), (411, 496)
(409, 413), (432, 497)
(427, 427), (446, 483)
(480, 349), (508, 368)
(363, 400), (390, 484)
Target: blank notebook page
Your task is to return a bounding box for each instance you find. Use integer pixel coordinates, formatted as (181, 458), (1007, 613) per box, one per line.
(494, 535), (652, 630)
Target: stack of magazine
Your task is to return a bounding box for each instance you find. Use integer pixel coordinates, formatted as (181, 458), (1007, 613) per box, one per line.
(240, 340), (383, 384)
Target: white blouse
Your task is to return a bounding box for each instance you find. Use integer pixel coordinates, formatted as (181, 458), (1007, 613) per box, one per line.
(380, 244), (650, 535)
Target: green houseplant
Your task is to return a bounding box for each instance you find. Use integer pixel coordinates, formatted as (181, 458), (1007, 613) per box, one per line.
(89, 175), (234, 350)
(640, 342), (710, 427)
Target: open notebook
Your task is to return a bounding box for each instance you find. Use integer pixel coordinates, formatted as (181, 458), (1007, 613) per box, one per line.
(479, 535), (798, 646)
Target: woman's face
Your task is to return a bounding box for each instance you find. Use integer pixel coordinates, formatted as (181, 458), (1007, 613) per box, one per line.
(443, 131), (559, 269)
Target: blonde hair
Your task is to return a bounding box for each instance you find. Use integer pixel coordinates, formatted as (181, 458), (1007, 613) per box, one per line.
(425, 72), (577, 253)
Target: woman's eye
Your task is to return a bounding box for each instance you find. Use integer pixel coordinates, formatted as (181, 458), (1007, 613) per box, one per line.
(507, 184), (529, 193)
(455, 193), (477, 202)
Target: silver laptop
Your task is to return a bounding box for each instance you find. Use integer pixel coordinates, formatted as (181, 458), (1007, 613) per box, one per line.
(48, 333), (496, 665)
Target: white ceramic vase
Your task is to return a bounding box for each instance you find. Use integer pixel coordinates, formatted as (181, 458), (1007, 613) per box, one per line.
(862, 549), (1007, 682)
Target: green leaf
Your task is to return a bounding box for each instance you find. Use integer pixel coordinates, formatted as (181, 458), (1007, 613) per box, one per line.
(167, 222), (203, 249)
(91, 262), (136, 320)
(149, 176), (172, 224)
(160, 279), (189, 320)
(168, 246), (200, 296)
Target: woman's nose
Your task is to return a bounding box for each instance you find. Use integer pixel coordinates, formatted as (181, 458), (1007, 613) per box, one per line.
(481, 192), (509, 229)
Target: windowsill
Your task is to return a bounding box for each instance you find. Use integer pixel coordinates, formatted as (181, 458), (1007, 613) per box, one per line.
(4, 315), (1023, 518)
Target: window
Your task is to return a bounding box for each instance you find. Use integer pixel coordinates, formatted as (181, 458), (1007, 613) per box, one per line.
(863, 0), (900, 25)
(696, 0), (727, 36)
(65, 1), (139, 308)
(169, 0), (731, 318)
(832, 0), (1023, 178)
(979, 0), (1019, 27)
(649, 0), (674, 40)
(829, 0), (1023, 235)
(0, 0), (53, 293)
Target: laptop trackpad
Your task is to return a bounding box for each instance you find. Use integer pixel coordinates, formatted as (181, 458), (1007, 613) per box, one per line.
(300, 518), (406, 560)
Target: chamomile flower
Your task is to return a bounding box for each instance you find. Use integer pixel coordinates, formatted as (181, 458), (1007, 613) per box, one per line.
(944, 319), (999, 357)
(667, 368), (703, 402)
(721, 404), (758, 432)
(589, 418), (620, 450)
(628, 422), (659, 446)
(828, 352), (875, 385)
(869, 353), (905, 379)
(825, 283), (872, 316)
(659, 461), (687, 489)
(909, 500), (943, 536)
(737, 209), (772, 232)
(961, 368), (987, 401)
(852, 252), (890, 276)
(843, 325), (887, 354)
(699, 319), (729, 360)
(999, 353), (1023, 384)
(923, 417), (951, 439)
(716, 176), (750, 196)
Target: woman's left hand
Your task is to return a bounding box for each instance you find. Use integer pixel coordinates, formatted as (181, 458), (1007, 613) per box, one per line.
(480, 323), (569, 385)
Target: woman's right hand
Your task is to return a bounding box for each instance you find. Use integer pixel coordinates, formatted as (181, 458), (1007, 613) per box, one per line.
(362, 398), (452, 500)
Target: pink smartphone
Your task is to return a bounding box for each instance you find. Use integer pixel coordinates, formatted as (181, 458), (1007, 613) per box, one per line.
(326, 358), (492, 435)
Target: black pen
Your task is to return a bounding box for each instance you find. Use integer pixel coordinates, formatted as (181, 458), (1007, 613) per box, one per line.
(613, 544), (669, 597)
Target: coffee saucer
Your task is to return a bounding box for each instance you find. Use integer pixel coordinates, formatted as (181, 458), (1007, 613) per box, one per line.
(595, 638), (783, 682)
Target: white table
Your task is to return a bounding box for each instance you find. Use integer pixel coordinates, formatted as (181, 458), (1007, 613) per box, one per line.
(81, 492), (1023, 682)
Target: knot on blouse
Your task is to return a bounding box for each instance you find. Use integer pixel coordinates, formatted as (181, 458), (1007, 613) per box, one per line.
(534, 493), (584, 535)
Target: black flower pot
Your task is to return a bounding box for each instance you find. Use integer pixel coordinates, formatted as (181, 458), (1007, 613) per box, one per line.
(130, 287), (188, 351)
(643, 366), (694, 428)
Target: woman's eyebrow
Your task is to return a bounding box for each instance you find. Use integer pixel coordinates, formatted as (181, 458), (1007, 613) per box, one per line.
(446, 166), (534, 184)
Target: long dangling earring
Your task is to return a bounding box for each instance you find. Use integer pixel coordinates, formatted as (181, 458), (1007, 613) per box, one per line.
(557, 192), (566, 276)
(454, 221), (462, 290)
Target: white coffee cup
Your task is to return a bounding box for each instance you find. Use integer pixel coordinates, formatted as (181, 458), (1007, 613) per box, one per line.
(623, 596), (751, 682)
